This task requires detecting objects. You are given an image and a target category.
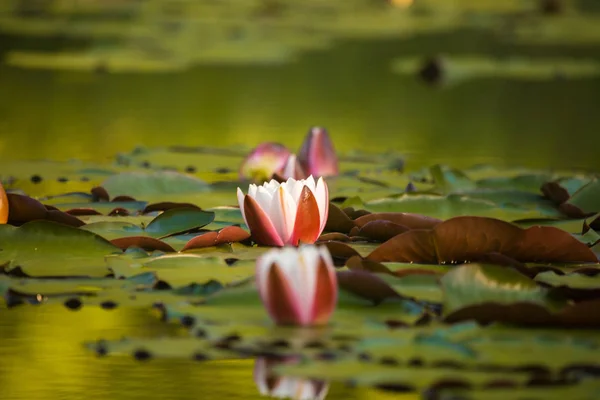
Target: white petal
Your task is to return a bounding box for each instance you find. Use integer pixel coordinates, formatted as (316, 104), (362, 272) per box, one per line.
(289, 178), (305, 204)
(268, 186), (297, 244)
(255, 186), (274, 212)
(236, 187), (247, 224)
(304, 175), (316, 193)
(314, 177), (329, 231)
(248, 184), (258, 199)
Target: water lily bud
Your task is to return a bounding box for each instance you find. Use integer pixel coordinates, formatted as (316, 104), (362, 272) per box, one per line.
(281, 154), (307, 180)
(297, 127), (339, 178)
(237, 176), (329, 247)
(254, 357), (329, 400)
(239, 142), (292, 183)
(0, 182), (8, 224)
(256, 245), (337, 326)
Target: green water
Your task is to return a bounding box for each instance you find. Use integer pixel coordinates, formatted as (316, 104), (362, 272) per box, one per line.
(1, 28), (600, 400)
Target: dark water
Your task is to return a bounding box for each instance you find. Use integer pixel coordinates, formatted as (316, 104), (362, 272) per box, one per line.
(1, 25), (600, 400)
(1, 33), (600, 171)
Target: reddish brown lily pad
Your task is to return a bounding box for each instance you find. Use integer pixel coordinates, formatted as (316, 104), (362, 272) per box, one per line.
(541, 181), (570, 205)
(317, 232), (351, 242)
(444, 299), (600, 328)
(355, 220), (410, 242)
(342, 207), (371, 219)
(368, 216), (598, 264)
(181, 226), (251, 250)
(91, 186), (110, 201)
(110, 236), (175, 252)
(324, 203), (356, 234)
(7, 193), (84, 227)
(336, 270), (401, 304)
(65, 208), (103, 216)
(322, 241), (360, 266)
(143, 202), (202, 214)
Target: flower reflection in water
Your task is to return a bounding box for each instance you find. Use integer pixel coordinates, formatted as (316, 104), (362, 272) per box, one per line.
(254, 357), (329, 400)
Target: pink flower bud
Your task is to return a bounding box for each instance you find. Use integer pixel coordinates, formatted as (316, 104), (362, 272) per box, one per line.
(239, 143), (292, 183)
(237, 176), (329, 247)
(297, 127), (339, 178)
(256, 245), (338, 326)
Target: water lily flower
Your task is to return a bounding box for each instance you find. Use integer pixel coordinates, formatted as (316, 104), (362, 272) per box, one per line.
(237, 176), (329, 246)
(297, 127), (339, 178)
(255, 245), (337, 326)
(239, 142), (293, 183)
(254, 357), (329, 400)
(0, 182), (8, 224)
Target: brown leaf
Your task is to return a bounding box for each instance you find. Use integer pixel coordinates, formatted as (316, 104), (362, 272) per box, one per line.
(367, 216), (598, 265)
(444, 299), (600, 328)
(336, 270), (401, 304)
(110, 237), (175, 252)
(354, 212), (441, 230)
(143, 202), (202, 214)
(342, 207), (371, 219)
(7, 194), (83, 227)
(324, 203), (356, 234)
(345, 255), (394, 275)
(45, 210), (85, 227)
(65, 208), (103, 216)
(356, 220), (410, 242)
(513, 226), (598, 263)
(112, 195), (137, 202)
(322, 241), (360, 266)
(368, 229), (437, 264)
(434, 217), (522, 262)
(181, 226), (251, 250)
(541, 181), (570, 205)
(559, 203), (589, 219)
(91, 186), (110, 201)
(317, 232), (351, 242)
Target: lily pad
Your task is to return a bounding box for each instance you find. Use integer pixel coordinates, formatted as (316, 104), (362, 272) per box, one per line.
(0, 220), (121, 277)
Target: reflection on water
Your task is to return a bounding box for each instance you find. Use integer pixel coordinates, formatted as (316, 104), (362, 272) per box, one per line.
(254, 357), (328, 400)
(0, 305), (410, 400)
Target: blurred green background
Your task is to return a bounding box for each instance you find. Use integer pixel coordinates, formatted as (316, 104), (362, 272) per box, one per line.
(1, 1), (600, 399)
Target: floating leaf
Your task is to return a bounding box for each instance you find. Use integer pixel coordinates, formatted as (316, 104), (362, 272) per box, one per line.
(0, 220), (121, 277)
(101, 171), (211, 198)
(368, 216), (598, 264)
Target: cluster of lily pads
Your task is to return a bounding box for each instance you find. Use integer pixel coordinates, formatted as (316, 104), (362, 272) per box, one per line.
(0, 127), (599, 399)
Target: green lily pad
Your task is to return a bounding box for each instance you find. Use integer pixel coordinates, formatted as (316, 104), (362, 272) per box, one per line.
(81, 207), (215, 240)
(566, 178), (600, 214)
(364, 193), (561, 221)
(101, 171), (212, 198)
(107, 253), (256, 288)
(0, 220), (121, 277)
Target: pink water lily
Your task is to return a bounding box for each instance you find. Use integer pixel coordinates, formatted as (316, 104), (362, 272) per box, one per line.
(280, 154), (307, 180)
(239, 142), (292, 182)
(256, 245), (338, 326)
(297, 127), (339, 178)
(254, 357), (329, 400)
(237, 176), (329, 247)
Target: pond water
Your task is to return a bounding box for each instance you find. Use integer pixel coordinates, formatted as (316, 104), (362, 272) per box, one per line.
(0, 306), (417, 400)
(1, 4), (600, 400)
